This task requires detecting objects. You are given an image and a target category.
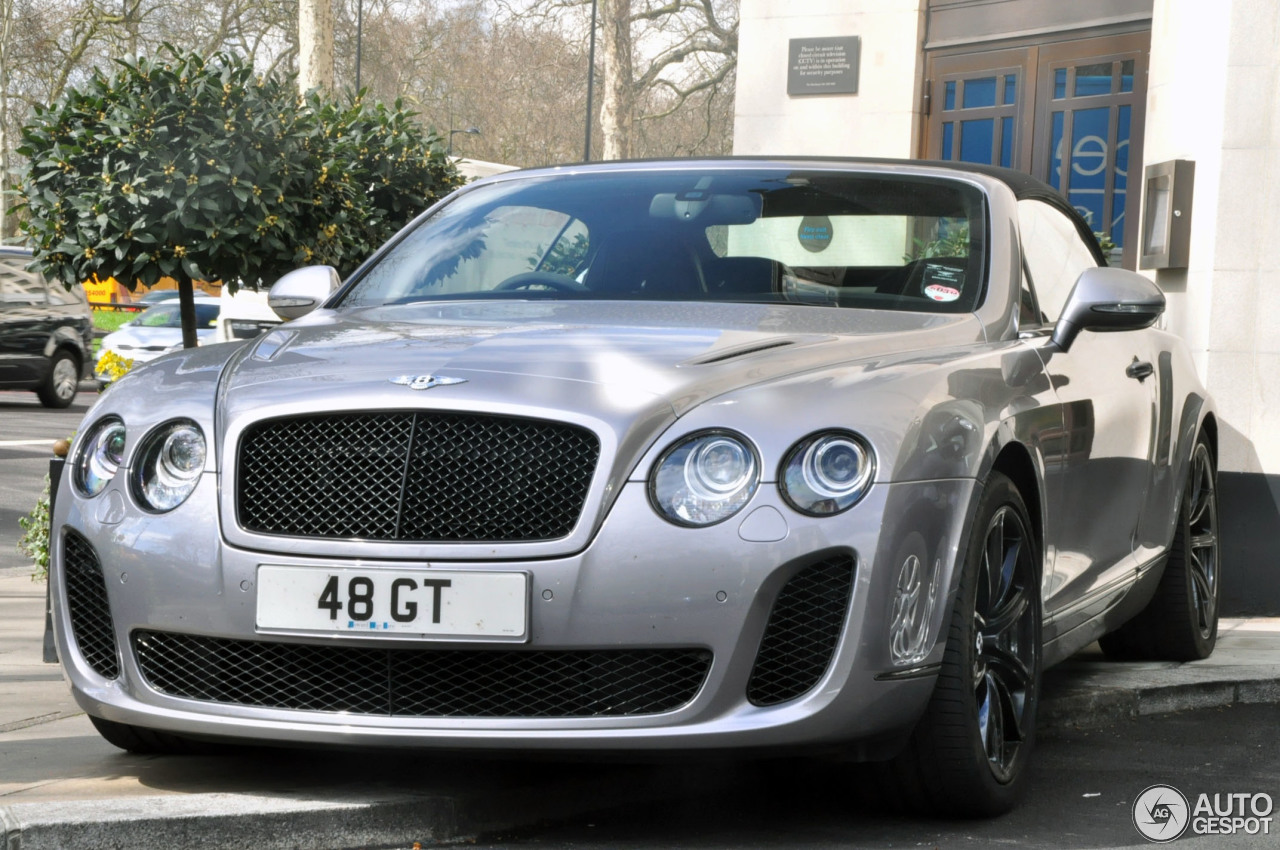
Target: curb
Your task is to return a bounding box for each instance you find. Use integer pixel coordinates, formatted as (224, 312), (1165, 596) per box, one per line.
(0, 762), (725, 850)
(1040, 673), (1280, 731)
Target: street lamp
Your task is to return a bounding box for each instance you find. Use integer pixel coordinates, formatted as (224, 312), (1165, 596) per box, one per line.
(584, 0), (598, 162)
(447, 127), (481, 156)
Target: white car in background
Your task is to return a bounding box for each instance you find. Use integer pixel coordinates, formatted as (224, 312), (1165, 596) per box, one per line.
(96, 296), (221, 381)
(215, 288), (280, 344)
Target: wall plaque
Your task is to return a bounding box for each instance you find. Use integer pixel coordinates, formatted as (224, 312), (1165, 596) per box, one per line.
(788, 36), (860, 96)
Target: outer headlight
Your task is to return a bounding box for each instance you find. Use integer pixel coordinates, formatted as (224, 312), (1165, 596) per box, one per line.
(132, 420), (207, 512)
(780, 431), (875, 516)
(650, 430), (759, 527)
(73, 418), (126, 497)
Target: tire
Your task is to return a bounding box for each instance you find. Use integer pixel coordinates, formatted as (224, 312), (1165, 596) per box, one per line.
(1099, 435), (1219, 661)
(36, 349), (79, 408)
(89, 715), (221, 755)
(888, 472), (1042, 817)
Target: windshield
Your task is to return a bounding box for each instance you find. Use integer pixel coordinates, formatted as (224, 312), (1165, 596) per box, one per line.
(133, 302), (221, 328)
(341, 169), (988, 313)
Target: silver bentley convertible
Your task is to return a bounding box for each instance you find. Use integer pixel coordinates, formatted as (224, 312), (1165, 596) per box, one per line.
(52, 158), (1219, 815)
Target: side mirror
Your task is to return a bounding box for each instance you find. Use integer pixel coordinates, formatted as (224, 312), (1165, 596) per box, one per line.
(1050, 267), (1165, 352)
(267, 266), (341, 320)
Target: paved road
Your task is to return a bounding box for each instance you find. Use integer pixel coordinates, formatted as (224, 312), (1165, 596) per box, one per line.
(0, 386), (97, 574)
(466, 705), (1280, 850)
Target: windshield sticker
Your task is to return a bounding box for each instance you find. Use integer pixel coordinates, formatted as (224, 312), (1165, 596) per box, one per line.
(921, 262), (964, 302)
(797, 216), (834, 253)
(925, 284), (961, 302)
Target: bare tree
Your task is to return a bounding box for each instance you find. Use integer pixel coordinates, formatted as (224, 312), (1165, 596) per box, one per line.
(1, 0), (736, 241)
(299, 0), (334, 91)
(0, 0), (13, 239)
(498, 0), (737, 161)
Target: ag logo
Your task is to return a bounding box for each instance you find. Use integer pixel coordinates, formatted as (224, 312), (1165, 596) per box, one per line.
(1134, 784), (1190, 842)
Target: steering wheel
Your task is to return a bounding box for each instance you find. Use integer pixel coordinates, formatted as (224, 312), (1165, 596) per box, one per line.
(493, 272), (586, 293)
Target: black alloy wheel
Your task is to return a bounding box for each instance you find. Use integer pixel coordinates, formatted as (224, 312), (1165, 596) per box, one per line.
(972, 501), (1039, 783)
(888, 472), (1041, 817)
(1099, 434), (1219, 661)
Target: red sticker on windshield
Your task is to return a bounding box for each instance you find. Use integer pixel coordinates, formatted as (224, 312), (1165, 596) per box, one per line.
(925, 284), (961, 302)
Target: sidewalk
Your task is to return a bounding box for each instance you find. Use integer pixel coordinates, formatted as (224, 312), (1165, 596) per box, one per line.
(4, 570), (1279, 849)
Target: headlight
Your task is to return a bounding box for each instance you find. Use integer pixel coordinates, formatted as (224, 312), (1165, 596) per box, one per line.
(650, 431), (759, 526)
(73, 418), (126, 497)
(132, 420), (207, 512)
(780, 431), (875, 516)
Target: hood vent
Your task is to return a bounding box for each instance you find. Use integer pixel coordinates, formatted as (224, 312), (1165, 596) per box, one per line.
(685, 339), (796, 366)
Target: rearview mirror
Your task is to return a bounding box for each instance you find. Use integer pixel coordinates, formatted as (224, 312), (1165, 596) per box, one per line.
(1051, 267), (1165, 352)
(649, 192), (761, 224)
(268, 266), (341, 320)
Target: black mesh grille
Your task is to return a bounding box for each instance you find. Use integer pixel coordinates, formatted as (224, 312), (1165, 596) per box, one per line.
(237, 412), (599, 542)
(63, 530), (120, 680)
(746, 555), (855, 707)
(133, 631), (711, 718)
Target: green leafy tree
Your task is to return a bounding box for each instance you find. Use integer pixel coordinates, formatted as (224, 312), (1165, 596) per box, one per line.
(14, 46), (463, 347)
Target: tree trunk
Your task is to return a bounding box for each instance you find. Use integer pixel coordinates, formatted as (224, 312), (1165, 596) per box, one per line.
(176, 277), (200, 350)
(0, 0), (12, 240)
(598, 0), (634, 161)
(298, 0), (334, 93)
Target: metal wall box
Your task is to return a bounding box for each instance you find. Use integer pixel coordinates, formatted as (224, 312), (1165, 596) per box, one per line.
(1140, 159), (1194, 270)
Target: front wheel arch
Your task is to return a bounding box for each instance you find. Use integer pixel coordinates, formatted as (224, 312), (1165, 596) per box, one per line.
(886, 471), (1043, 817)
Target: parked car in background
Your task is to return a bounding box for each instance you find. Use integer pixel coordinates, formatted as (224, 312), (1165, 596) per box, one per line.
(95, 296), (220, 383)
(215, 288), (280, 344)
(135, 290), (182, 305)
(52, 159), (1219, 817)
(0, 246), (93, 407)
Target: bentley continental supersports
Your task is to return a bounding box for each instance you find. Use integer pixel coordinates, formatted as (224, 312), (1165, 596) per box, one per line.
(51, 159), (1219, 815)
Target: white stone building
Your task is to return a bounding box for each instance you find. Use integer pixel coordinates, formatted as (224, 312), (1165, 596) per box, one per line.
(733, 0), (1278, 613)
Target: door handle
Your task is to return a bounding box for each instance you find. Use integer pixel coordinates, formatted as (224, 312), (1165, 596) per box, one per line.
(1126, 359), (1154, 382)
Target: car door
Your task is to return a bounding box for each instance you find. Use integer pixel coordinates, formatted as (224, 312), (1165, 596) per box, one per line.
(0, 256), (52, 387)
(1016, 199), (1159, 634)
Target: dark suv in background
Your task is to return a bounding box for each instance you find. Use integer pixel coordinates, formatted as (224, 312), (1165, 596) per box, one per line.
(0, 247), (94, 408)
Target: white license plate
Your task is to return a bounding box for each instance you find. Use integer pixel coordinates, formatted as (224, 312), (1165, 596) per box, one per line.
(255, 565), (528, 640)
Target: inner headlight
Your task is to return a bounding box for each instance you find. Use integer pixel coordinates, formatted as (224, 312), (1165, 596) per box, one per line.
(780, 431), (875, 516)
(132, 420), (207, 512)
(74, 417), (126, 497)
(650, 430), (759, 526)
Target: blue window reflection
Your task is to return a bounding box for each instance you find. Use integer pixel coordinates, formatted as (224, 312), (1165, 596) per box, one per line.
(944, 81), (956, 111)
(1049, 112), (1064, 189)
(942, 122), (954, 160)
(1075, 63), (1113, 97)
(1003, 76), (1017, 106)
(1054, 68), (1067, 99)
(1001, 117), (1013, 168)
(1112, 105), (1132, 247)
(961, 119), (995, 164)
(963, 77), (997, 109)
(1068, 106), (1110, 234)
(1120, 60), (1135, 93)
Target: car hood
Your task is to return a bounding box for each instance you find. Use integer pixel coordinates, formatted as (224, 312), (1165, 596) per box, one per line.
(222, 300), (983, 421)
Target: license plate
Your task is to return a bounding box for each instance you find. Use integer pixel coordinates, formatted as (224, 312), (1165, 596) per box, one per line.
(256, 565), (528, 640)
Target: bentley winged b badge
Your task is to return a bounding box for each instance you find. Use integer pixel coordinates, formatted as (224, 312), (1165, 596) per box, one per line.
(390, 375), (468, 391)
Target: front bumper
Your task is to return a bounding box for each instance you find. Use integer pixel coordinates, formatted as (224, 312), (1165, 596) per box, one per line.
(51, 472), (974, 755)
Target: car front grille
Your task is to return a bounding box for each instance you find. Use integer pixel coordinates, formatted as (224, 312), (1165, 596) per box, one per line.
(132, 631), (712, 718)
(746, 554), (856, 707)
(237, 412), (600, 542)
(62, 530), (120, 680)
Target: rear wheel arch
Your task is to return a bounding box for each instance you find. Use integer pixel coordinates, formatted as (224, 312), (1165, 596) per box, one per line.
(1199, 412), (1218, 465)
